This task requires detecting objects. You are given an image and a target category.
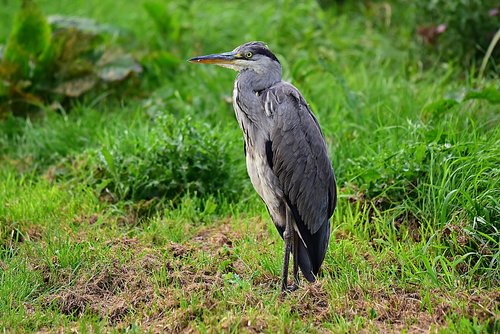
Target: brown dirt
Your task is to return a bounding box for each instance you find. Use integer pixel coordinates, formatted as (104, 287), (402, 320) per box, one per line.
(39, 222), (499, 333)
(1, 222), (44, 256)
(299, 283), (500, 333)
(394, 212), (421, 242)
(72, 213), (99, 226)
(441, 217), (472, 249)
(25, 224), (44, 241)
(290, 281), (331, 322)
(47, 257), (159, 323)
(192, 221), (237, 252)
(43, 222), (243, 332)
(1, 155), (34, 174)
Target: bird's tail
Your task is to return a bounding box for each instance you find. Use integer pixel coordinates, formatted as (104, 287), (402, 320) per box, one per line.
(296, 220), (330, 282)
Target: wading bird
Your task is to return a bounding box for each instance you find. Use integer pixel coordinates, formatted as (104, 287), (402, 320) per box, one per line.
(189, 42), (336, 292)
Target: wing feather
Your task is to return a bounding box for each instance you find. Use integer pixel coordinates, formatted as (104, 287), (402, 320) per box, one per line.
(264, 82), (336, 234)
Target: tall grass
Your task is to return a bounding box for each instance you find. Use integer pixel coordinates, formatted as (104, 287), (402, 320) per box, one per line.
(0, 0), (498, 332)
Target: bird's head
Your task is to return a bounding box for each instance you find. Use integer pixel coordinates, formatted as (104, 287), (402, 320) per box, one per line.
(188, 41), (281, 74)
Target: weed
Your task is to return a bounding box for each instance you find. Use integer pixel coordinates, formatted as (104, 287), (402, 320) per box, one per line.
(71, 114), (245, 207)
(0, 0), (499, 332)
(415, 0), (499, 73)
(0, 1), (141, 115)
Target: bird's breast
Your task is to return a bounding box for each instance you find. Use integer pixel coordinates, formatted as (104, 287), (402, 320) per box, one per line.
(245, 145), (284, 223)
(232, 79), (284, 227)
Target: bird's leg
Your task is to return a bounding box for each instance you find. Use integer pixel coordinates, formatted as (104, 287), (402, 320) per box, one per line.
(291, 231), (299, 289)
(281, 206), (294, 293)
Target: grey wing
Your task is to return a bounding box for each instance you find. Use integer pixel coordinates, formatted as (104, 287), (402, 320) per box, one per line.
(264, 82), (336, 234)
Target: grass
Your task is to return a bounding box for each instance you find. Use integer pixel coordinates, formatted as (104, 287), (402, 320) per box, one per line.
(1, 0), (499, 332)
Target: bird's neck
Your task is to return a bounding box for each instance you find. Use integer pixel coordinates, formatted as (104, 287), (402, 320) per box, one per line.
(237, 66), (282, 93)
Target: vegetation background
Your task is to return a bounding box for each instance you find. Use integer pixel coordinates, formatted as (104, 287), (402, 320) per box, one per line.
(0, 0), (499, 332)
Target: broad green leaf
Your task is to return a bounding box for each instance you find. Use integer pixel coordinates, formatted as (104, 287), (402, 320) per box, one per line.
(445, 86), (500, 105)
(421, 98), (459, 120)
(464, 86), (500, 104)
(3, 0), (52, 78)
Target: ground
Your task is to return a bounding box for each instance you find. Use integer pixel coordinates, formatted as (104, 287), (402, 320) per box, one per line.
(1, 0), (499, 333)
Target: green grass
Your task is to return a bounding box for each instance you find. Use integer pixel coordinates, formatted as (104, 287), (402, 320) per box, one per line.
(1, 0), (499, 332)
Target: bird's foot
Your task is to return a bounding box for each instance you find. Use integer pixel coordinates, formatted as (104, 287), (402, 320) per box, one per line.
(280, 283), (299, 298)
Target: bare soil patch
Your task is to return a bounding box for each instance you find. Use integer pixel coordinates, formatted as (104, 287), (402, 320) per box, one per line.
(300, 283), (499, 333)
(39, 222), (498, 333)
(47, 256), (160, 323)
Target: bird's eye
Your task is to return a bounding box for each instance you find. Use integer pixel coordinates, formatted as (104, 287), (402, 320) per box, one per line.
(245, 52), (253, 59)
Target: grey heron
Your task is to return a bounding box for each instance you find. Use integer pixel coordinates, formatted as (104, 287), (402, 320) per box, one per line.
(189, 41), (336, 292)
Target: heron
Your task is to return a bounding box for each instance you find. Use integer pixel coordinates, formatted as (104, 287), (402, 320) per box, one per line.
(189, 41), (336, 292)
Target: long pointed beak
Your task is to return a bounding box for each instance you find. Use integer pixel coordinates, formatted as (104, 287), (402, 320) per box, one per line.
(188, 52), (236, 65)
